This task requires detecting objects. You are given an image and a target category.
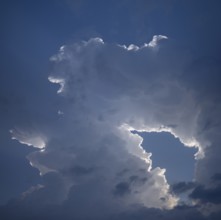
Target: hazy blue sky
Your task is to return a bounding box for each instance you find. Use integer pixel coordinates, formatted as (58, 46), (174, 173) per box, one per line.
(137, 131), (197, 183)
(1, 1), (221, 219)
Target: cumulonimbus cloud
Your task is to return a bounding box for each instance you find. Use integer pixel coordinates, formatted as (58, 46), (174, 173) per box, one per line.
(4, 35), (221, 219)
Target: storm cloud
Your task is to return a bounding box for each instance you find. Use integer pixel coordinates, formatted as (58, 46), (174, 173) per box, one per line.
(1, 30), (221, 219)
(1, 1), (221, 219)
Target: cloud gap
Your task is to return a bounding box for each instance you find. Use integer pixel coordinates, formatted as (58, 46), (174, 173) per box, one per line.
(130, 130), (197, 184)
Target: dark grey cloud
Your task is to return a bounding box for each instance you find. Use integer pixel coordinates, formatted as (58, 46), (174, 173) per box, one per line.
(171, 181), (196, 194)
(171, 175), (221, 208)
(190, 185), (221, 205)
(113, 182), (131, 196)
(212, 173), (221, 182)
(0, 202), (208, 220)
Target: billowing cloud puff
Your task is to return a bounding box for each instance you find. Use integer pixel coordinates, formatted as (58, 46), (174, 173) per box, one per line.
(2, 35), (221, 219)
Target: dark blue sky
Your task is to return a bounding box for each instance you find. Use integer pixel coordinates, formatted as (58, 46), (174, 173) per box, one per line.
(1, 1), (221, 219)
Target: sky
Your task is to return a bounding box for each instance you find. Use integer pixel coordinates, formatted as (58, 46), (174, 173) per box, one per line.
(136, 131), (197, 183)
(1, 0), (221, 219)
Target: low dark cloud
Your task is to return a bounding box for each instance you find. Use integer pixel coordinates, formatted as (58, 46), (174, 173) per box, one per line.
(113, 182), (131, 196)
(170, 181), (196, 194)
(212, 173), (221, 182)
(190, 185), (221, 205)
(0, 202), (209, 220)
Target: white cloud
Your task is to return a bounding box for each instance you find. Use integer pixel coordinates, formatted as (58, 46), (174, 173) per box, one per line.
(48, 76), (65, 94)
(147, 35), (168, 48)
(6, 35), (221, 218)
(10, 128), (46, 149)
